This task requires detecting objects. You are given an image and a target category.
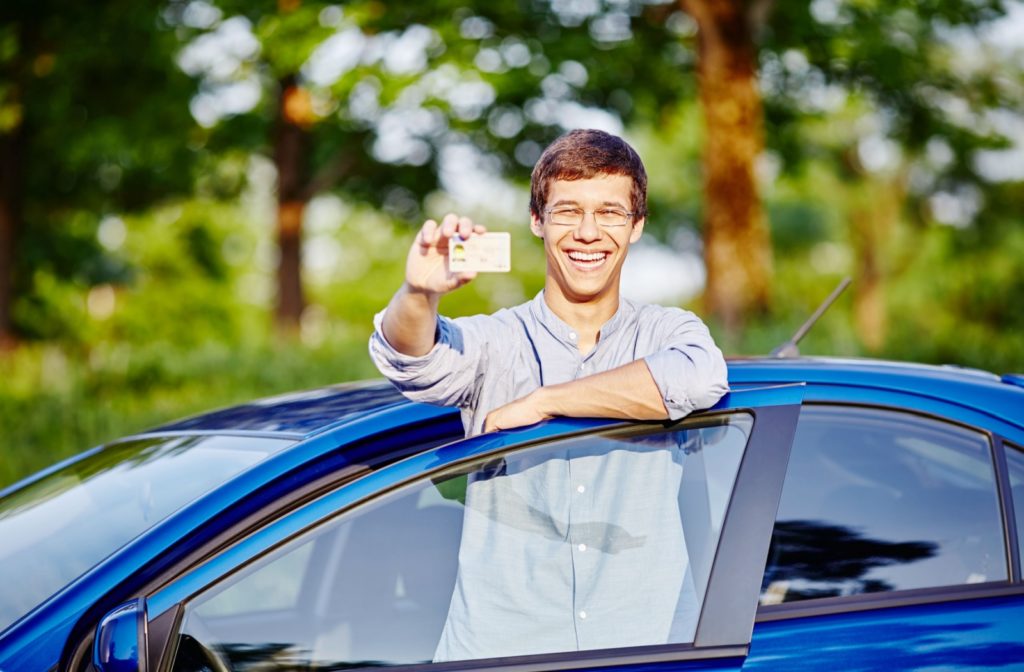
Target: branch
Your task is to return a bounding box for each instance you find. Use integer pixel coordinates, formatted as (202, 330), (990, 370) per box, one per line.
(300, 151), (356, 202)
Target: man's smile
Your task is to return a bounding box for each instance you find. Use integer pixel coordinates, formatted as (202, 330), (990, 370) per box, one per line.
(564, 248), (611, 270)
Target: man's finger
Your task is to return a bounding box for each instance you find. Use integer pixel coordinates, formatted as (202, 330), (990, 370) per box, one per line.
(457, 216), (474, 239)
(473, 223), (487, 235)
(440, 213), (459, 239)
(420, 219), (439, 248)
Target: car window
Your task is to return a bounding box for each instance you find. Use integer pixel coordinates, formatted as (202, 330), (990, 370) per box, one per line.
(169, 413), (753, 670)
(0, 434), (292, 634)
(760, 405), (1006, 606)
(1005, 442), (1024, 564)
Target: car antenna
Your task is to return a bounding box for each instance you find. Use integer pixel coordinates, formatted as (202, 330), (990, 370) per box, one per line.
(770, 276), (851, 358)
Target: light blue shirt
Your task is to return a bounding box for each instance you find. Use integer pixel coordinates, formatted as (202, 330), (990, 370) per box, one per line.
(369, 292), (728, 437)
(368, 292), (729, 661)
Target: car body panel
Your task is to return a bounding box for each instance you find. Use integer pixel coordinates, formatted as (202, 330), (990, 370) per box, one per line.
(144, 384), (803, 672)
(1, 358), (1023, 672)
(728, 358), (1024, 433)
(745, 593), (1024, 671)
(0, 402), (460, 670)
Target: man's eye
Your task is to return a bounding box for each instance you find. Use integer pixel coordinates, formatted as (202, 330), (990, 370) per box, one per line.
(553, 208), (583, 217)
(597, 209), (627, 217)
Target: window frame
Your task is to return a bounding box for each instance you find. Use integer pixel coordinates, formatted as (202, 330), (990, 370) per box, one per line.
(756, 400), (1024, 625)
(144, 386), (803, 672)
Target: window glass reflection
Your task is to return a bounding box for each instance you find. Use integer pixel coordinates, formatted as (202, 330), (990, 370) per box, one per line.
(0, 435), (290, 632)
(761, 406), (1005, 605)
(172, 414), (752, 670)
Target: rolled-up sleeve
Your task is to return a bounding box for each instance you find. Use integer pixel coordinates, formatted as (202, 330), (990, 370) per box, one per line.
(368, 309), (486, 408)
(642, 308), (729, 420)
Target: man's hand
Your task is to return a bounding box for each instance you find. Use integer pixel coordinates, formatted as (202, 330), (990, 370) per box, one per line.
(406, 213), (487, 296)
(381, 214), (486, 357)
(484, 389), (552, 433)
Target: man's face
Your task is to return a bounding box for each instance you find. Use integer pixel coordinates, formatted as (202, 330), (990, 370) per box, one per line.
(530, 173), (645, 304)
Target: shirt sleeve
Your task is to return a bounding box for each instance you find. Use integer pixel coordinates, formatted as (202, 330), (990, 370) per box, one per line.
(642, 308), (729, 420)
(368, 308), (488, 408)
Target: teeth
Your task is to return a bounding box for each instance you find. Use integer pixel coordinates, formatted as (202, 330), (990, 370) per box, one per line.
(568, 251), (606, 262)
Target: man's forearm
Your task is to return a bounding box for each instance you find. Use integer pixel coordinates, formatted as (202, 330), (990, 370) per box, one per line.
(539, 359), (668, 420)
(483, 359), (667, 432)
(381, 284), (440, 357)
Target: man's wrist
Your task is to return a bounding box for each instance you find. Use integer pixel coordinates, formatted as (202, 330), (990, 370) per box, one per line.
(530, 385), (559, 420)
(400, 282), (442, 309)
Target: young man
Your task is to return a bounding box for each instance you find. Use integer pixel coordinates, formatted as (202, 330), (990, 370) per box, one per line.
(369, 129), (728, 661)
(370, 129), (727, 437)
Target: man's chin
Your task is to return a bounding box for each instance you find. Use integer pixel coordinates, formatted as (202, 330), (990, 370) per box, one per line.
(552, 277), (618, 304)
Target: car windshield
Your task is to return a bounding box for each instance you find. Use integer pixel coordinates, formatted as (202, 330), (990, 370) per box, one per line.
(0, 434), (293, 634)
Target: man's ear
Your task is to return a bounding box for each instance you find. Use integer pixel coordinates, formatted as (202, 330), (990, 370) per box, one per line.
(629, 216), (645, 244)
(530, 212), (544, 238)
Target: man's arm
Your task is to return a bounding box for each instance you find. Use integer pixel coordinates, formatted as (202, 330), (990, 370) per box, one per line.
(483, 359), (667, 432)
(381, 214), (486, 356)
(483, 307), (728, 432)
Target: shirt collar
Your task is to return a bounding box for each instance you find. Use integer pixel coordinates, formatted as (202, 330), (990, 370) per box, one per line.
(530, 291), (636, 346)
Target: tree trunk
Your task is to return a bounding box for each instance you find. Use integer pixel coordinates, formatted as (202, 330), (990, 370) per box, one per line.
(273, 76), (311, 334)
(682, 0), (772, 334)
(0, 123), (24, 350)
(848, 174), (904, 352)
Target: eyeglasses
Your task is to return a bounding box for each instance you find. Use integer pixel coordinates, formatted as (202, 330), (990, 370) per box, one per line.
(544, 207), (634, 229)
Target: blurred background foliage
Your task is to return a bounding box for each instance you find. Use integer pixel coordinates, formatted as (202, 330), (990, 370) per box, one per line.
(1, 0), (1022, 486)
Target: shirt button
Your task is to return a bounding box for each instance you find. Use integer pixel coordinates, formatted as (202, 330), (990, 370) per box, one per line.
(579, 610), (587, 619)
(576, 485), (586, 493)
(578, 543), (587, 552)
(569, 332), (577, 341)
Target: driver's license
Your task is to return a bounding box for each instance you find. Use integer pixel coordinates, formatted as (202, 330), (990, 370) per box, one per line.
(449, 232), (511, 273)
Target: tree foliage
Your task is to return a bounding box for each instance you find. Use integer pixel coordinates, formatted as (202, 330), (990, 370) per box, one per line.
(0, 1), (200, 342)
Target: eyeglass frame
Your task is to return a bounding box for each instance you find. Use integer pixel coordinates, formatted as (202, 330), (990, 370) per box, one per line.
(542, 206), (636, 229)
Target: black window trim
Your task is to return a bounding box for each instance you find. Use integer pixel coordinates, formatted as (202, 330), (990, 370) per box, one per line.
(152, 403), (802, 672)
(333, 643), (750, 672)
(754, 400), (1024, 625)
(994, 435), (1021, 582)
(757, 581), (1024, 622)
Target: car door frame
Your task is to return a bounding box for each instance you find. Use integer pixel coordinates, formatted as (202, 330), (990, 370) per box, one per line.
(110, 384), (806, 672)
(753, 385), (1024, 626)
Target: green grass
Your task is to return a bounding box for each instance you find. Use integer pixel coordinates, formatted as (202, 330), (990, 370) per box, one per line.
(0, 336), (379, 489)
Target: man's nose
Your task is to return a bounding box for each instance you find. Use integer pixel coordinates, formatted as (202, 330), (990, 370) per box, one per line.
(573, 212), (603, 242)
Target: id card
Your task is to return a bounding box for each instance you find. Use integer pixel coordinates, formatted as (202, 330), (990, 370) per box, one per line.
(448, 232), (511, 273)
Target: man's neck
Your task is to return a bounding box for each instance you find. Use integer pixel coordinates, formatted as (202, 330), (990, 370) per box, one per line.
(542, 284), (620, 353)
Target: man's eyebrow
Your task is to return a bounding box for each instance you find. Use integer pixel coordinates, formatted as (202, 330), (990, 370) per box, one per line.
(549, 199), (628, 208)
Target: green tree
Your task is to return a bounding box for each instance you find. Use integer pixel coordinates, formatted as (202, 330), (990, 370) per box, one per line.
(0, 2), (200, 345)
(168, 0), (692, 331)
(174, 0), (1018, 336)
(759, 0), (1018, 345)
(675, 0), (1016, 332)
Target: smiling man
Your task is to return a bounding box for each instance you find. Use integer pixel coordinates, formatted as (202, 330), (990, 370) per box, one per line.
(369, 129), (729, 661)
(370, 129), (728, 437)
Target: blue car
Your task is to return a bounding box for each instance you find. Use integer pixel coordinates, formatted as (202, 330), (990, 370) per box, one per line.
(1, 358), (1023, 672)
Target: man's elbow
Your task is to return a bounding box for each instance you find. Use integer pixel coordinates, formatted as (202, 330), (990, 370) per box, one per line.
(690, 353), (729, 411)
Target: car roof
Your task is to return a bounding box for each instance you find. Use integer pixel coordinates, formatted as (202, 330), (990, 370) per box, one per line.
(142, 357), (1023, 439)
(148, 380), (407, 437)
(728, 357), (1023, 429)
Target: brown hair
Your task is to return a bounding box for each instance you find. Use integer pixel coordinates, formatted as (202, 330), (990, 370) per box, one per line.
(529, 129), (648, 221)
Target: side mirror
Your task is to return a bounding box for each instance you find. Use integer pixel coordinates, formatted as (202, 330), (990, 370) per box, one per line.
(93, 598), (148, 672)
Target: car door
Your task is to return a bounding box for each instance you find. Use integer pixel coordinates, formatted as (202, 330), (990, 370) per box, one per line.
(747, 395), (1024, 671)
(90, 384), (804, 672)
